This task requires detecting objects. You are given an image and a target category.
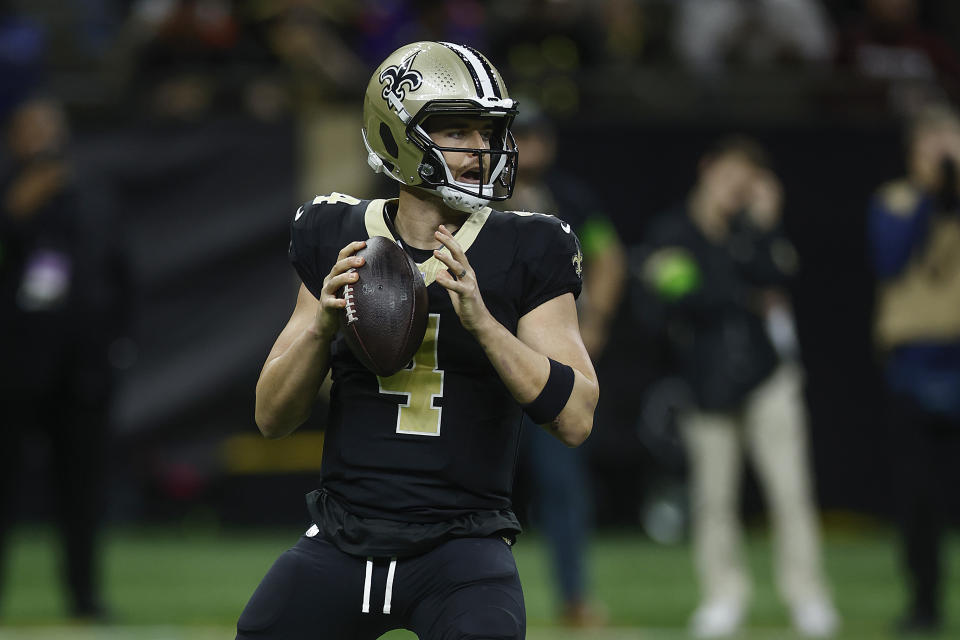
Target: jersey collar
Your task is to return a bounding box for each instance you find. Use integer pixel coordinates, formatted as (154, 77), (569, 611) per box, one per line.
(364, 198), (491, 287)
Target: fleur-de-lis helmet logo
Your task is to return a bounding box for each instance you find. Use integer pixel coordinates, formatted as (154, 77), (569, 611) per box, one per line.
(379, 51), (423, 105)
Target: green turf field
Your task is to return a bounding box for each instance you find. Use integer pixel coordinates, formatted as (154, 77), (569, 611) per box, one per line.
(1, 526), (957, 639)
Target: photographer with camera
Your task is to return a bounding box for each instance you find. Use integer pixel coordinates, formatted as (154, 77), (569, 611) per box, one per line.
(633, 137), (837, 638)
(870, 104), (960, 636)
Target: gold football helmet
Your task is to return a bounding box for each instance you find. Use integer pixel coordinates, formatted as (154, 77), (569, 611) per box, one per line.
(362, 41), (519, 213)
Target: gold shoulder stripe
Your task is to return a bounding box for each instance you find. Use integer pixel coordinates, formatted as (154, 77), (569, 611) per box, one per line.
(364, 199), (394, 240)
(365, 200), (491, 287)
(418, 207), (491, 286)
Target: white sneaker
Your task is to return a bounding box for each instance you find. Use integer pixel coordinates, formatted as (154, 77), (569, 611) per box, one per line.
(792, 600), (839, 638)
(689, 600), (745, 638)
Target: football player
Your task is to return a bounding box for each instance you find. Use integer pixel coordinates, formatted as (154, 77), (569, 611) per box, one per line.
(237, 42), (598, 639)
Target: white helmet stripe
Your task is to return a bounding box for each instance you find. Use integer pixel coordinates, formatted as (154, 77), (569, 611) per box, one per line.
(464, 44), (502, 98)
(440, 42), (497, 99)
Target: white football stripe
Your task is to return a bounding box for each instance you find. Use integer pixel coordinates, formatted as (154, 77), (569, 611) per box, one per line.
(441, 42), (495, 98)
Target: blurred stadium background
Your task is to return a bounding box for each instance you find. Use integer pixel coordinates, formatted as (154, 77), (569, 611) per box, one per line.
(2, 0), (960, 638)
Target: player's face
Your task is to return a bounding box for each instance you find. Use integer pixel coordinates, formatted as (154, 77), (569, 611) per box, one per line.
(424, 115), (497, 185)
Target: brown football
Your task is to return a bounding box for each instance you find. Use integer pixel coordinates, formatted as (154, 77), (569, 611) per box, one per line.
(339, 236), (429, 377)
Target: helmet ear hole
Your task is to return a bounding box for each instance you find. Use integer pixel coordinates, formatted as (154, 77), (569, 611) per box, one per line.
(379, 123), (399, 158)
(418, 157), (442, 184)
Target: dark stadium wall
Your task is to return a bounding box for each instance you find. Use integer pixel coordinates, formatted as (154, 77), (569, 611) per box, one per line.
(74, 117), (298, 438)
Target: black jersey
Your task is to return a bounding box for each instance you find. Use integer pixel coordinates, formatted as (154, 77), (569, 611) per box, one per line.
(288, 193), (582, 557)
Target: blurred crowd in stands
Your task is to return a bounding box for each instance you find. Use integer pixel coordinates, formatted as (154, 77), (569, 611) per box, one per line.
(2, 0), (960, 123)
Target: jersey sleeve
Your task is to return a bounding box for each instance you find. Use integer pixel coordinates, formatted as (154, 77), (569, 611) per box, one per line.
(516, 213), (584, 316)
(288, 195), (366, 299)
(288, 200), (329, 299)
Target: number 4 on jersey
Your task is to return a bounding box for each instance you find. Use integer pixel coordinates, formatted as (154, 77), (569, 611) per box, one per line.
(295, 193), (362, 221)
(313, 192), (361, 206)
(378, 314), (444, 436)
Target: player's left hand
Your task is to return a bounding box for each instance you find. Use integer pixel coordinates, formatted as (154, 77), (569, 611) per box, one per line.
(433, 224), (493, 334)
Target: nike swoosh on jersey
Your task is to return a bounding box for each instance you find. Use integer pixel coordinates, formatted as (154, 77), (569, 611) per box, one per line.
(560, 222), (571, 234)
(295, 206), (305, 221)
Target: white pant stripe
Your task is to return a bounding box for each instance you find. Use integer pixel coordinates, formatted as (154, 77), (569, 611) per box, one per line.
(361, 557), (373, 613)
(383, 557), (397, 614)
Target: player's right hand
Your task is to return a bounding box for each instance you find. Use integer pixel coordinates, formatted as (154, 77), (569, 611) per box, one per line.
(315, 241), (366, 340)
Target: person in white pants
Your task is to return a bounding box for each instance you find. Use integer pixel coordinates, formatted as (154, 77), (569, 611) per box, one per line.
(635, 137), (838, 637)
(682, 363), (836, 638)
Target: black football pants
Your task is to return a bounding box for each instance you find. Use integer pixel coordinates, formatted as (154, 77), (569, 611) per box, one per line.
(0, 384), (107, 616)
(236, 533), (525, 639)
(887, 392), (960, 619)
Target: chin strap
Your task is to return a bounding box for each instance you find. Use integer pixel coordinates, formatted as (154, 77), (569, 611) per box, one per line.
(438, 185), (490, 213)
(431, 145), (493, 213)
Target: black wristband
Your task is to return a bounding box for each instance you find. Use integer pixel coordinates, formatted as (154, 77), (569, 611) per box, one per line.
(523, 358), (575, 424)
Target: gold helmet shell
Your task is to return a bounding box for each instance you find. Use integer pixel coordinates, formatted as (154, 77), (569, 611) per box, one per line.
(362, 41), (519, 213)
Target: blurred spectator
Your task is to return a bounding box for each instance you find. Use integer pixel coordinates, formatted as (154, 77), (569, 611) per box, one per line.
(632, 138), (837, 638)
(595, 0), (675, 67)
(10, 0), (122, 64)
(120, 0), (293, 120)
(674, 0), (834, 74)
(0, 96), (129, 621)
(250, 0), (365, 103)
(869, 103), (960, 636)
(124, 0), (240, 118)
(254, 0), (489, 92)
(0, 4), (46, 119)
(354, 0), (488, 67)
(505, 101), (626, 627)
(836, 0), (960, 110)
(489, 0), (606, 117)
